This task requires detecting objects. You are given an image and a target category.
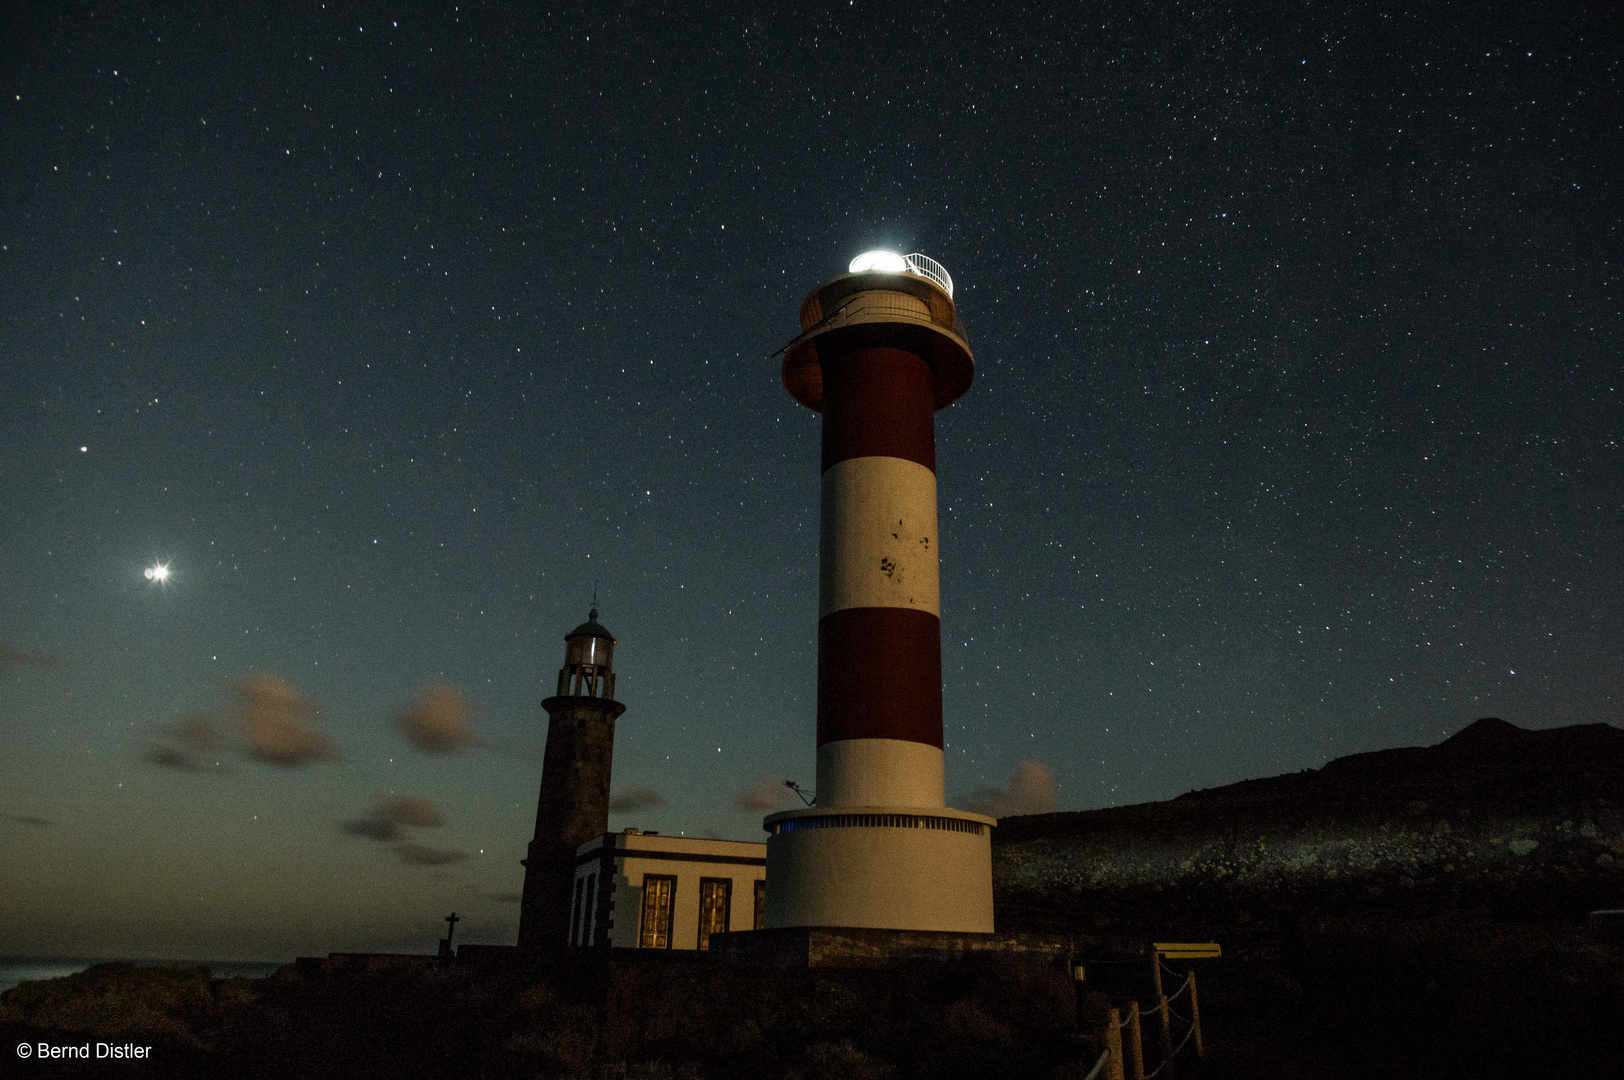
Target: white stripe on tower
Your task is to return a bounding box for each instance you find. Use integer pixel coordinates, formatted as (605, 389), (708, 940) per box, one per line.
(818, 456), (940, 619)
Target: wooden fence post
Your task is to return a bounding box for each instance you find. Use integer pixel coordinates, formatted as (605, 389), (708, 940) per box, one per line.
(1188, 969), (1204, 1059)
(1150, 948), (1176, 1080)
(1125, 1001), (1145, 1080)
(1104, 1007), (1126, 1080)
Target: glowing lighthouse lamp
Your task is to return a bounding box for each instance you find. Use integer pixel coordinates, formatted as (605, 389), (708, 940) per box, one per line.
(764, 249), (994, 934)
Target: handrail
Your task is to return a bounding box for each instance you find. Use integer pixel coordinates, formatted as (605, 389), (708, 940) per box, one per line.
(904, 252), (954, 298)
(1101, 964), (1203, 1079)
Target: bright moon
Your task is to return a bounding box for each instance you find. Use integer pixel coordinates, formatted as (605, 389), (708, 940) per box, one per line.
(144, 563), (169, 582)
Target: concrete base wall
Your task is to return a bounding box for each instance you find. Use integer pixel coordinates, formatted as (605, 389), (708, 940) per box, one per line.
(709, 925), (1075, 968)
(763, 807), (994, 933)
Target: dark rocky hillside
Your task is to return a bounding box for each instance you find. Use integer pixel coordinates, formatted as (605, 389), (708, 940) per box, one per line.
(992, 718), (1624, 1078)
(993, 718), (1624, 938)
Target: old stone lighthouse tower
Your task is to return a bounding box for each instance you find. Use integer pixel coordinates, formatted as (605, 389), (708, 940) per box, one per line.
(517, 609), (625, 949)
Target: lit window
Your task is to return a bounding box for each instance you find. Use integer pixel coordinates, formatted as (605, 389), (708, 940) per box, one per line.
(698, 878), (731, 950)
(639, 874), (675, 949)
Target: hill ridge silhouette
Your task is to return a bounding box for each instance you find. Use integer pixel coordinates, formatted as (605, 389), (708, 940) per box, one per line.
(996, 717), (1624, 843)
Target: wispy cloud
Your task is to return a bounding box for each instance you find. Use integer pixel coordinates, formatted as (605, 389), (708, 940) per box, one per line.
(608, 786), (664, 813)
(342, 794), (445, 842)
(232, 674), (336, 766)
(397, 842), (468, 866)
(380, 794), (443, 827)
(961, 762), (1059, 819)
(143, 714), (230, 771)
(0, 643), (60, 670)
(394, 682), (478, 754)
(145, 746), (207, 771)
(735, 778), (802, 812)
(343, 817), (400, 842)
(167, 715), (223, 751)
(5, 814), (52, 827)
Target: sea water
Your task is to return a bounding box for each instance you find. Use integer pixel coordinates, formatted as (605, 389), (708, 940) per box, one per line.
(0, 957), (285, 994)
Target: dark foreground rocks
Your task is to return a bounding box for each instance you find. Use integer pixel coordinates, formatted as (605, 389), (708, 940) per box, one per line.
(1, 952), (1092, 1080)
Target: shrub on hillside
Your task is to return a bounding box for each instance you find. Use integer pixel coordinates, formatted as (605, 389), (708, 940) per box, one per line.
(0, 962), (214, 1044)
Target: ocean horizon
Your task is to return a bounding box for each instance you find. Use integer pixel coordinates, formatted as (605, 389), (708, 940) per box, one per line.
(1, 956), (287, 995)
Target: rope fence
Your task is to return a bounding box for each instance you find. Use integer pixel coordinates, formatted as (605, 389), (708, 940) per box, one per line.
(1129, 995), (1199, 1080)
(1169, 1021), (1199, 1060)
(1075, 950), (1207, 1080)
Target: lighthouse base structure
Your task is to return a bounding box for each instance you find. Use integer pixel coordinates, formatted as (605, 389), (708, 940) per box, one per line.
(709, 925), (1073, 970)
(762, 807), (995, 933)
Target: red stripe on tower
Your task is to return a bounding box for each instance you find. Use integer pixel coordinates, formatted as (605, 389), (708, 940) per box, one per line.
(820, 347), (936, 473)
(816, 606), (943, 747)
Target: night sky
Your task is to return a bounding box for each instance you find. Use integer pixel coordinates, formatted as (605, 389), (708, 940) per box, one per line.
(2, 3), (1618, 961)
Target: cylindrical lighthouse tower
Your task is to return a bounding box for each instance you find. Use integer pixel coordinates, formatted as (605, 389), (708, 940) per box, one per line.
(764, 251), (994, 933)
(517, 609), (626, 949)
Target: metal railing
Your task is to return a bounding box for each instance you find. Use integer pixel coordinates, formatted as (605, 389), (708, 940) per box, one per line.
(769, 813), (985, 835)
(904, 252), (954, 298)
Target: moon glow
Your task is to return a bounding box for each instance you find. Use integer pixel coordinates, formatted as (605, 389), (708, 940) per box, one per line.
(144, 563), (170, 582)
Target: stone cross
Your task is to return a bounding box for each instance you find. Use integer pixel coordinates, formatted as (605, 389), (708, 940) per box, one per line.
(444, 912), (460, 948)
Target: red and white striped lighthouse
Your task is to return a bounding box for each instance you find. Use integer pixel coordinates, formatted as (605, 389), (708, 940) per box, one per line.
(764, 251), (994, 933)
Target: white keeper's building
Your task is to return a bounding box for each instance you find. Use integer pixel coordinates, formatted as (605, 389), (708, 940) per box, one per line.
(568, 829), (767, 950)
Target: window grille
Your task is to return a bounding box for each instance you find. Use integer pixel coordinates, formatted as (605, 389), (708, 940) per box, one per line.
(638, 874), (675, 949)
(769, 814), (985, 836)
(698, 878), (731, 950)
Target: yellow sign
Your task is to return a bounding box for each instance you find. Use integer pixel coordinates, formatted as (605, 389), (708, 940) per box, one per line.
(1154, 942), (1221, 959)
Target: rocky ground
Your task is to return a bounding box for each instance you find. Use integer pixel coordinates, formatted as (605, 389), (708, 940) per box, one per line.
(1, 953), (1091, 1079)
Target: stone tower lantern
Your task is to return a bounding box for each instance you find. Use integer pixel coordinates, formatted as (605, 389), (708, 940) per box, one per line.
(517, 609), (627, 949)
